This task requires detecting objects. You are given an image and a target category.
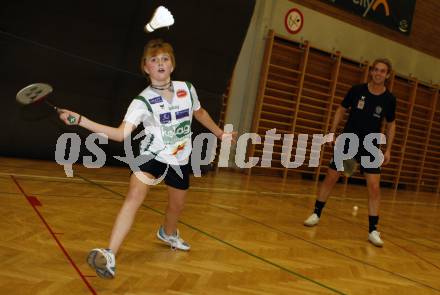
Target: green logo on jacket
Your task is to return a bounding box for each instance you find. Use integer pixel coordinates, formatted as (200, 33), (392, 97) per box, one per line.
(161, 121), (191, 144)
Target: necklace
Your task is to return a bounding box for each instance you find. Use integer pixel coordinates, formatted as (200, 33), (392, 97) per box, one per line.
(151, 81), (173, 91)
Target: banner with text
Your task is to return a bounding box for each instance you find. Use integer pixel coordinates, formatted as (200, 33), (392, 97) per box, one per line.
(323, 0), (416, 35)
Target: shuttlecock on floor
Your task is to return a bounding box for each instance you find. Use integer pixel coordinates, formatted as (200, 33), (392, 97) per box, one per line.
(145, 6), (174, 33)
(352, 205), (358, 216)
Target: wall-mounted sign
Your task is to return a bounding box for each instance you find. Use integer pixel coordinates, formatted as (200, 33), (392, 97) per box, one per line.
(285, 8), (304, 34)
(323, 0), (416, 35)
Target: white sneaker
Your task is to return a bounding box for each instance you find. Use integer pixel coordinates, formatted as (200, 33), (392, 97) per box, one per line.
(87, 248), (116, 279)
(157, 226), (191, 251)
(304, 213), (320, 227)
(368, 230), (384, 247)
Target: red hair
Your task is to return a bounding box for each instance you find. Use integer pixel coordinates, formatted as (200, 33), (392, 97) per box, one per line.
(140, 39), (175, 76)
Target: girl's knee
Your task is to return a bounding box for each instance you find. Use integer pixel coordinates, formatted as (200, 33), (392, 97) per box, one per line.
(369, 184), (381, 199)
(125, 189), (146, 207)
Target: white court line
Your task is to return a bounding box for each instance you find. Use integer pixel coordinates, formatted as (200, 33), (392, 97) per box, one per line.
(260, 191), (440, 207)
(0, 172), (83, 182)
(260, 191), (315, 199)
(0, 172), (256, 194)
(211, 203), (239, 210)
(0, 172), (129, 185)
(2, 172), (438, 207)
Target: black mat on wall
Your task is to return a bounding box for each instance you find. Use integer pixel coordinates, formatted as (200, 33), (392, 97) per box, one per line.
(0, 0), (255, 167)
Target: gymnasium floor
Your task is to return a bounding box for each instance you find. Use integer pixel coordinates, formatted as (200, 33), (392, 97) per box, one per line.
(1, 157), (439, 294)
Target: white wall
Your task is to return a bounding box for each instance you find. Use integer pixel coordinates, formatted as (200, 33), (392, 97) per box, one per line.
(225, 0), (274, 135)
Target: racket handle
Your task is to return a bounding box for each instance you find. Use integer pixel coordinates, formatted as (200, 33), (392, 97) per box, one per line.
(67, 115), (76, 124)
(45, 100), (58, 111)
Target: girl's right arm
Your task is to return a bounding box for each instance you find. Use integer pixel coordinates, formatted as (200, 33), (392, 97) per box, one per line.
(58, 109), (136, 142)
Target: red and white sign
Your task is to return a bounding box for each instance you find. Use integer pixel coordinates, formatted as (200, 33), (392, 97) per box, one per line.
(285, 8), (304, 34)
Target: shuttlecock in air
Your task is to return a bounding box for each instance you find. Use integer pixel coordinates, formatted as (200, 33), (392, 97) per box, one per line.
(145, 6), (174, 33)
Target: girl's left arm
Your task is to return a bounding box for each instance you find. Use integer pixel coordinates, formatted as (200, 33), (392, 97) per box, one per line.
(193, 107), (236, 141)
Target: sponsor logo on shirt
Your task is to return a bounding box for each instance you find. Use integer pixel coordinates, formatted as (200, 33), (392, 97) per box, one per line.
(174, 121), (191, 139)
(169, 105), (180, 111)
(357, 96), (365, 110)
(161, 121), (191, 144)
(159, 112), (172, 124)
(149, 96), (163, 104)
(177, 89), (187, 98)
(172, 142), (187, 155)
(175, 109), (190, 119)
(374, 106), (382, 118)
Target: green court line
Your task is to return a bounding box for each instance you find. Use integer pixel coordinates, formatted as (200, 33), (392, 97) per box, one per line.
(7, 171), (440, 250)
(210, 204), (440, 292)
(258, 191), (440, 251)
(12, 170), (439, 292)
(119, 197), (440, 291)
(77, 174), (346, 295)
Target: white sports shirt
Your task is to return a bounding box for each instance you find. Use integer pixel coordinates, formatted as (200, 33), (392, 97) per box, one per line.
(123, 81), (201, 165)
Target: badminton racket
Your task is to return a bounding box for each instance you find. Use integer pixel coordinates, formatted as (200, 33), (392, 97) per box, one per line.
(16, 83), (77, 124)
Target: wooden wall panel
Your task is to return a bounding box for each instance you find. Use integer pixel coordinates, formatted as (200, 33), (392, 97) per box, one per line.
(383, 77), (414, 187)
(417, 86), (439, 191)
(286, 47), (334, 178)
(249, 33), (307, 176)
(398, 83), (430, 190)
(248, 31), (440, 192)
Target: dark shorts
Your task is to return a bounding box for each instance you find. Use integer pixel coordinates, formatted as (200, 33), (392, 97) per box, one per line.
(329, 138), (381, 174)
(136, 158), (190, 190)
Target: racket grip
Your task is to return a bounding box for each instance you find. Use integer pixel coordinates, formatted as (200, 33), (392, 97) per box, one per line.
(67, 115), (76, 124)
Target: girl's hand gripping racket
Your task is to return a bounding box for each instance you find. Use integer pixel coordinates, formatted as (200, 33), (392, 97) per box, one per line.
(16, 83), (78, 124)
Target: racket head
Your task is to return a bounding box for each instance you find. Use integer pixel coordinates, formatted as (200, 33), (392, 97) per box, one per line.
(343, 158), (358, 177)
(16, 83), (53, 105)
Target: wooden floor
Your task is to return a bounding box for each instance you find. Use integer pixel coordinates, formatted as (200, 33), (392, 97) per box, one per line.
(1, 157), (440, 295)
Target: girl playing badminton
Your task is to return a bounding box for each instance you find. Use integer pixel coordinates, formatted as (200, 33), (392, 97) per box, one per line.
(59, 39), (236, 279)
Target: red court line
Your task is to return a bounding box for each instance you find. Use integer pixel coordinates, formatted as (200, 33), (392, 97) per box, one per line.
(10, 175), (98, 295)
